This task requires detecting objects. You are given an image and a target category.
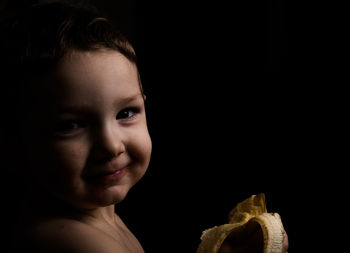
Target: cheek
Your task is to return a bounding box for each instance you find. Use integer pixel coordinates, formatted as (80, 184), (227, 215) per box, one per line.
(128, 127), (152, 166)
(27, 139), (89, 183)
(47, 141), (88, 175)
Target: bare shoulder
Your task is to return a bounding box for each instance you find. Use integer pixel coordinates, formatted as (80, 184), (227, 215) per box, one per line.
(18, 218), (125, 253)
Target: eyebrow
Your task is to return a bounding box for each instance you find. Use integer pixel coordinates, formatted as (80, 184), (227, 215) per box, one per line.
(55, 93), (144, 114)
(116, 93), (144, 107)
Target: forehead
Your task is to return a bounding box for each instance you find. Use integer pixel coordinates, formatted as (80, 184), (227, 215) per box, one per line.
(34, 50), (141, 105)
(55, 49), (138, 90)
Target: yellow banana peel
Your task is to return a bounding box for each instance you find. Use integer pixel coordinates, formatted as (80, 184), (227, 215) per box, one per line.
(196, 194), (286, 253)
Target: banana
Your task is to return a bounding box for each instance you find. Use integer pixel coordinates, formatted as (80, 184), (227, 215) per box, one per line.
(196, 194), (286, 253)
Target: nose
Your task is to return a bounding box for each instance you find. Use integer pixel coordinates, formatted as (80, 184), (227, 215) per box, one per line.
(90, 123), (126, 163)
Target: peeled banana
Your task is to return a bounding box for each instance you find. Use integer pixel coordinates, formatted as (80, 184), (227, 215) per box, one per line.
(196, 194), (286, 253)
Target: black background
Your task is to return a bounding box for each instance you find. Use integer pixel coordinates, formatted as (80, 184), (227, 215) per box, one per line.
(96, 1), (297, 252)
(1, 0), (340, 252)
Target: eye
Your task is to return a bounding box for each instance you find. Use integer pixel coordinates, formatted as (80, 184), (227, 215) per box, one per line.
(116, 107), (138, 120)
(55, 120), (85, 133)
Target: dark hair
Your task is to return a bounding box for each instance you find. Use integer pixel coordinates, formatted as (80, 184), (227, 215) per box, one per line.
(0, 1), (140, 91)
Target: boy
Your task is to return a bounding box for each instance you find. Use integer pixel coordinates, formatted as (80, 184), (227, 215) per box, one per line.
(1, 2), (151, 252)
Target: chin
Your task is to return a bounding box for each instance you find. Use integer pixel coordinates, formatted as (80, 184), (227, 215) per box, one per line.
(92, 184), (132, 206)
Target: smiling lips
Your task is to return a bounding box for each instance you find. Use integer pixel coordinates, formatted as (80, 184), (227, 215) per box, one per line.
(84, 167), (128, 186)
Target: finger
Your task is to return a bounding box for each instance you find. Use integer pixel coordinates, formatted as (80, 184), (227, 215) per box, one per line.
(282, 230), (289, 252)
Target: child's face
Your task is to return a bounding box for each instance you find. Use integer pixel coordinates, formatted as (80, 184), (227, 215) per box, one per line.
(22, 50), (152, 209)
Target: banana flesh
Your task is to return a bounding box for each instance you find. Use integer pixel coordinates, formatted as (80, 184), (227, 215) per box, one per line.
(196, 194), (286, 253)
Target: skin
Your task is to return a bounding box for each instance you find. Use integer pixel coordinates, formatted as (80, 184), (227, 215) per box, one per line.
(12, 50), (152, 253)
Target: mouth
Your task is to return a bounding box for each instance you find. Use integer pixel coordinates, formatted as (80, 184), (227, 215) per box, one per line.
(102, 168), (125, 177)
(84, 167), (128, 186)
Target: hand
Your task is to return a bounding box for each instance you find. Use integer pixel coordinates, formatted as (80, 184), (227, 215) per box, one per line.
(219, 220), (289, 253)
